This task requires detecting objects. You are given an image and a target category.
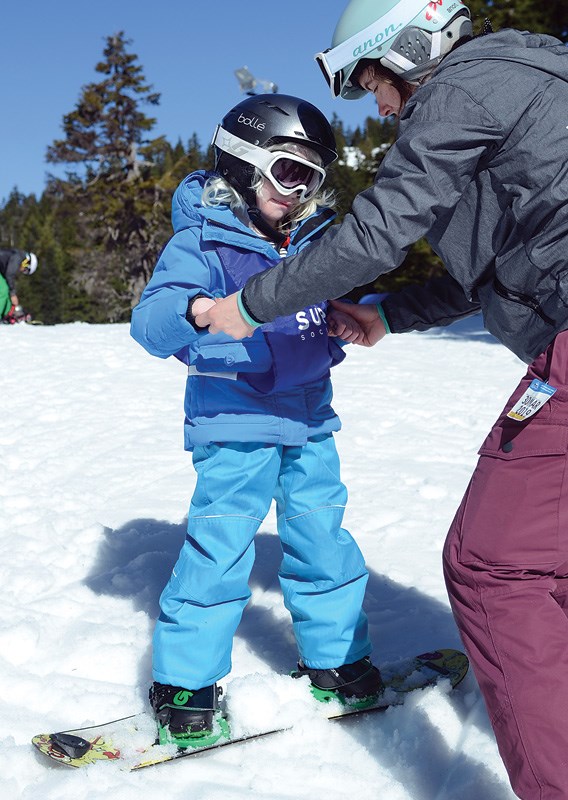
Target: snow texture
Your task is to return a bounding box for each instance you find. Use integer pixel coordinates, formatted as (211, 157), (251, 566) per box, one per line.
(0, 316), (520, 799)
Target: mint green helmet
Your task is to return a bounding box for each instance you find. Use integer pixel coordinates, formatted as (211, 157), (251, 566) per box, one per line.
(315, 0), (472, 99)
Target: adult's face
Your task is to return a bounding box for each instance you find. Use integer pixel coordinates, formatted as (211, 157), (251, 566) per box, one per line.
(358, 64), (408, 118)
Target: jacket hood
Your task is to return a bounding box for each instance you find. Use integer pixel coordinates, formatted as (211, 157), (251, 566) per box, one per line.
(171, 170), (250, 236)
(440, 29), (568, 82)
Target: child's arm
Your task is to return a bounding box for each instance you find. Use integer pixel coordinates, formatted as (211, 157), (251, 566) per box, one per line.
(131, 229), (216, 358)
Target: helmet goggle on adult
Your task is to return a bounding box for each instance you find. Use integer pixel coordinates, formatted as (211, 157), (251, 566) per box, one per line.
(20, 252), (38, 275)
(213, 126), (327, 202)
(315, 0), (473, 99)
(212, 94), (337, 206)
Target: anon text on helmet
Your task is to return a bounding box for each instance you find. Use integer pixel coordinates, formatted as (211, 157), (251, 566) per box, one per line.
(315, 0), (471, 98)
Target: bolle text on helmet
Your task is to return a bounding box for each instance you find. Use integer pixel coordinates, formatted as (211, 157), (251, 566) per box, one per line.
(237, 113), (266, 131)
(351, 22), (403, 60)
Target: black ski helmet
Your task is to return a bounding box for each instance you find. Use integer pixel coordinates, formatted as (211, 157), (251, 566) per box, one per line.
(213, 94), (337, 204)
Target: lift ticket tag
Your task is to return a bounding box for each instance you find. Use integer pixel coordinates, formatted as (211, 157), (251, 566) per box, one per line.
(507, 379), (557, 421)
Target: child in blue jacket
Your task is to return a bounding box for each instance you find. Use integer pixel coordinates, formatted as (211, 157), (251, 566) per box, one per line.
(130, 93), (382, 746)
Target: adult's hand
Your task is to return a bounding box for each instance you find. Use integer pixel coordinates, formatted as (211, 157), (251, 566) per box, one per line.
(327, 308), (364, 343)
(195, 292), (255, 339)
(329, 300), (387, 347)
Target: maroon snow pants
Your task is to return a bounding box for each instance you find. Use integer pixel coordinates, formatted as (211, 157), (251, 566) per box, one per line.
(444, 331), (568, 799)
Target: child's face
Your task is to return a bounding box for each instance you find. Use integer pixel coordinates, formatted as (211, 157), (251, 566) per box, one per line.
(255, 178), (301, 227)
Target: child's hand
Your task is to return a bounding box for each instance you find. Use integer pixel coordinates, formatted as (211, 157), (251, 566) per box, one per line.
(328, 300), (387, 347)
(327, 309), (364, 343)
(195, 293), (255, 339)
(192, 296), (217, 325)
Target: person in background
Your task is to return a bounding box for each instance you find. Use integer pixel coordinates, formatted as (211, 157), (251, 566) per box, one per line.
(130, 93), (383, 749)
(197, 1), (568, 796)
(0, 249), (38, 323)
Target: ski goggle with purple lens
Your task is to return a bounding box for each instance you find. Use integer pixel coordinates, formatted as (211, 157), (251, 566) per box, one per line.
(213, 125), (327, 202)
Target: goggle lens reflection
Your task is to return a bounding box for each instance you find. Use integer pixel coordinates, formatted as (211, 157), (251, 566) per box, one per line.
(271, 158), (319, 190)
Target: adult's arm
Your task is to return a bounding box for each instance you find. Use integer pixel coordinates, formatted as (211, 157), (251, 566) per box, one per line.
(381, 273), (481, 333)
(239, 82), (502, 326)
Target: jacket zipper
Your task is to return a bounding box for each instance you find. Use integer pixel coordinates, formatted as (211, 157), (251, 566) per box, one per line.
(493, 277), (555, 326)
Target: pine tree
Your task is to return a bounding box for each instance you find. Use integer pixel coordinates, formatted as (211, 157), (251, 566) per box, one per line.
(159, 134), (209, 194)
(47, 31), (162, 185)
(0, 190), (38, 249)
(467, 0), (566, 41)
(46, 32), (171, 320)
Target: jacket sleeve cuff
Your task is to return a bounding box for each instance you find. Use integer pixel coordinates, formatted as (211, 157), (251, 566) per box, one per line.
(376, 303), (391, 334)
(237, 290), (263, 328)
(186, 293), (209, 326)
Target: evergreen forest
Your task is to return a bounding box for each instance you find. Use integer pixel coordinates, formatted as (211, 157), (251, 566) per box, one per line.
(1, 0), (565, 324)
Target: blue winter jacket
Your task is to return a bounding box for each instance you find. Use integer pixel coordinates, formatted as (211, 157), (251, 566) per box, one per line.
(130, 171), (346, 449)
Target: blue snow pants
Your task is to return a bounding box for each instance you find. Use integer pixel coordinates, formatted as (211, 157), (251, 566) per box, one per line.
(152, 434), (371, 689)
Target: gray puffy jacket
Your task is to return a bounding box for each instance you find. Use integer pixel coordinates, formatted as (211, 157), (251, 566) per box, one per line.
(241, 29), (568, 364)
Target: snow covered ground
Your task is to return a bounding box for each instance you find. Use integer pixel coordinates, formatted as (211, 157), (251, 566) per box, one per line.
(0, 316), (523, 799)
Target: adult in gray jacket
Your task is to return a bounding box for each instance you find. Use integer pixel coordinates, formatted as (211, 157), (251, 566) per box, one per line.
(198, 1), (568, 797)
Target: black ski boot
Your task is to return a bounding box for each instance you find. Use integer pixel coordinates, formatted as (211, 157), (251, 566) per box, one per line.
(149, 682), (227, 747)
(292, 656), (383, 708)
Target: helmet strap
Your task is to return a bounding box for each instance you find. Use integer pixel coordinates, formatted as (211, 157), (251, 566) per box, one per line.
(247, 206), (288, 248)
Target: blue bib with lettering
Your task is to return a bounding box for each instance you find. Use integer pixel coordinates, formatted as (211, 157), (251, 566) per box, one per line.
(217, 245), (344, 392)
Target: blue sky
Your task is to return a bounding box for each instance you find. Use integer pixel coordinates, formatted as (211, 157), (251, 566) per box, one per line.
(1, 0), (379, 202)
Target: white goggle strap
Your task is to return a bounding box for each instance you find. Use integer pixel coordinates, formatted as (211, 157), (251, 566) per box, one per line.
(315, 0), (431, 84)
(214, 125), (276, 173)
(430, 30), (443, 59)
(213, 126), (325, 199)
